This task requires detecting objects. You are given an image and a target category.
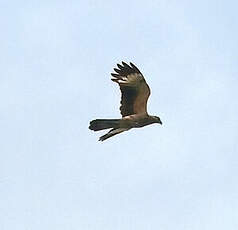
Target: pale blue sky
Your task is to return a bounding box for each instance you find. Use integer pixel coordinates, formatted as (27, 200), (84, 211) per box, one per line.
(1, 1), (238, 230)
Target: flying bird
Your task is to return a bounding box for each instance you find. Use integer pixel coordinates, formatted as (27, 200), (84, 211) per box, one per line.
(89, 62), (162, 141)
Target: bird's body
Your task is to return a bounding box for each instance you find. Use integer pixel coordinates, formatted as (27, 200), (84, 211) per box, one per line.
(121, 113), (160, 128)
(89, 62), (162, 141)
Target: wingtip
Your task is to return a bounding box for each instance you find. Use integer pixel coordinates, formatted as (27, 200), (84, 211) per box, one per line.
(129, 62), (141, 73)
(117, 63), (123, 69)
(111, 73), (119, 77)
(114, 68), (121, 74)
(99, 135), (106, 141)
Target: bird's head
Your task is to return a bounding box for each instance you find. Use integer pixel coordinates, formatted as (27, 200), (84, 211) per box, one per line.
(152, 116), (162, 125)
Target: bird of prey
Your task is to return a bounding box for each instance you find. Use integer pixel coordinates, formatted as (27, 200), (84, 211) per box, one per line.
(89, 61), (162, 141)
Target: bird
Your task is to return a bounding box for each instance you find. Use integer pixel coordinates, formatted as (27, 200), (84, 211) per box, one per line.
(89, 61), (162, 141)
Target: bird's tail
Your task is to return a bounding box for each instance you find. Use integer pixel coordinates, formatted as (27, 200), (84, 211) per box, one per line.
(89, 119), (120, 131)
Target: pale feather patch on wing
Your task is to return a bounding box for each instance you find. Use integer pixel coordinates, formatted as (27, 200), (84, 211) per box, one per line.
(115, 73), (144, 86)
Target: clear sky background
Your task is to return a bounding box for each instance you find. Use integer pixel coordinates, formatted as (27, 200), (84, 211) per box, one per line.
(1, 1), (238, 229)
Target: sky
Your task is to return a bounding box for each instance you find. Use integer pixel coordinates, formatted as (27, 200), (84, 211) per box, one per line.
(1, 0), (238, 229)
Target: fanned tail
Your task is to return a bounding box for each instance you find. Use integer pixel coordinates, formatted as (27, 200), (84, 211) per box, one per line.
(89, 119), (120, 131)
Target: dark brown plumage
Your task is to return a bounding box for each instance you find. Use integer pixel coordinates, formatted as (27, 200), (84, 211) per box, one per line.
(89, 62), (162, 141)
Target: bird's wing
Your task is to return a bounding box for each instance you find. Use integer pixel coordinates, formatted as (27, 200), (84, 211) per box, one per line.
(111, 62), (151, 117)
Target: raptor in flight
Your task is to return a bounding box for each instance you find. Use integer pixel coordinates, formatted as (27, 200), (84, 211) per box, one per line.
(89, 62), (162, 141)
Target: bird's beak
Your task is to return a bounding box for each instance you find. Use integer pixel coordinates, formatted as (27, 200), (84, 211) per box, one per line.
(159, 121), (162, 125)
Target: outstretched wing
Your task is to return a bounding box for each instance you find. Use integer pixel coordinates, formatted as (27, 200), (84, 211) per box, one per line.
(111, 62), (151, 117)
